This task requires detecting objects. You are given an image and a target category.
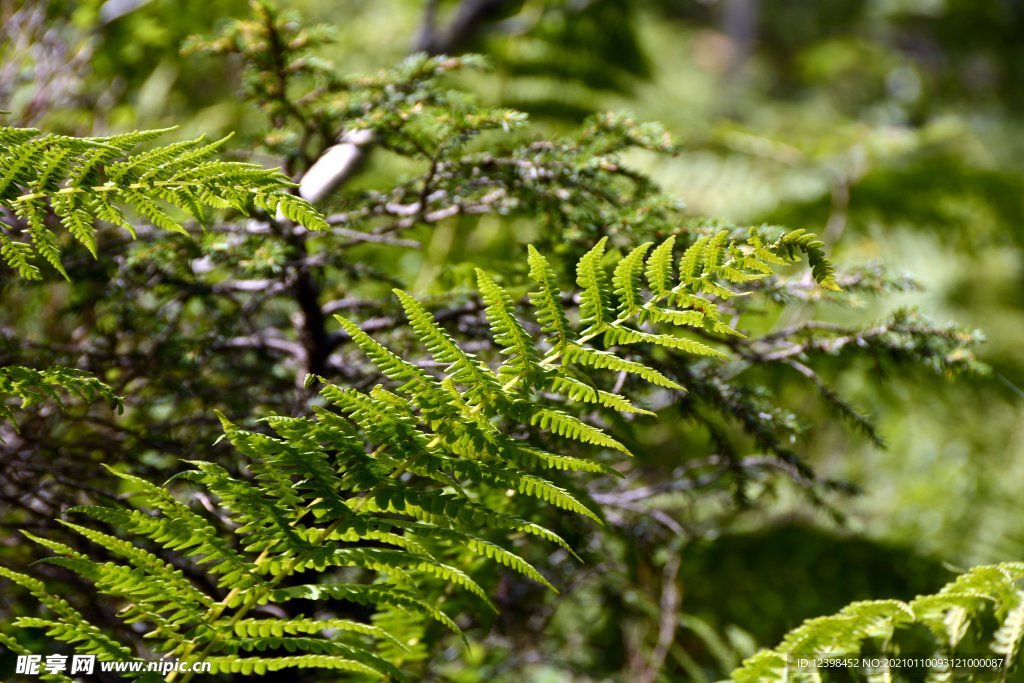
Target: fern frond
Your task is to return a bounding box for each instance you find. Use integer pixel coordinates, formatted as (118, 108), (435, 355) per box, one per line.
(504, 443), (620, 475)
(391, 522), (557, 591)
(731, 650), (788, 683)
(730, 563), (1024, 682)
(100, 467), (257, 585)
(0, 229), (41, 279)
(678, 234), (709, 284)
(0, 631), (75, 683)
(576, 236), (614, 334)
(701, 230), (730, 274)
(393, 288), (505, 404)
(562, 344), (682, 390)
(202, 654), (390, 678)
(55, 517), (214, 612)
(771, 228), (841, 291)
(644, 234), (676, 297)
(992, 591), (1024, 664)
(528, 408), (630, 454)
(602, 327), (726, 359)
(0, 567), (138, 661)
(2, 236), (839, 681)
(270, 583), (464, 638)
(527, 245), (574, 349)
(0, 127), (327, 279)
(548, 372), (655, 415)
(476, 268), (544, 381)
(612, 241), (653, 316)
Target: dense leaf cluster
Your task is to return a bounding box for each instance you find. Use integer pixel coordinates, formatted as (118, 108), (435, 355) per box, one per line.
(1, 232), (838, 679)
(0, 2), (1004, 682)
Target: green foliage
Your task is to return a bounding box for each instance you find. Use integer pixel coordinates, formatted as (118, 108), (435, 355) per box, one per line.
(730, 563), (1024, 682)
(475, 0), (651, 118)
(2, 2), (1015, 681)
(3, 234), (834, 680)
(0, 127), (326, 279)
(0, 365), (122, 433)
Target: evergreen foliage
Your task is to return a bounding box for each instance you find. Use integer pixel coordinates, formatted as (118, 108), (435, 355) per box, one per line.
(0, 366), (121, 435)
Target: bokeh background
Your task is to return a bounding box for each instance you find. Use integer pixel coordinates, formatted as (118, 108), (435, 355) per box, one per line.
(3, 1), (1023, 680)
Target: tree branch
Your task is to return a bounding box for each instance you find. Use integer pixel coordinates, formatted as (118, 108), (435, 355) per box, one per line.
(415, 0), (512, 55)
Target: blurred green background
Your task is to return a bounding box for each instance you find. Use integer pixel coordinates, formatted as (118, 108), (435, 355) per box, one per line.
(3, 0), (1023, 680)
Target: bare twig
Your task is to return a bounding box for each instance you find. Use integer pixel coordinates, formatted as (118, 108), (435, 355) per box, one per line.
(637, 552), (682, 683)
(329, 227), (421, 249)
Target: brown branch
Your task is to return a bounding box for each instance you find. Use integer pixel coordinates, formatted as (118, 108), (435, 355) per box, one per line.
(637, 552), (682, 683)
(415, 0), (512, 54)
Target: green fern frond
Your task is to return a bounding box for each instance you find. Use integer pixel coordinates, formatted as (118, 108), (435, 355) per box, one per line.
(394, 523), (557, 591)
(269, 583), (464, 638)
(548, 372), (655, 416)
(612, 241), (654, 316)
(731, 650), (788, 683)
(528, 408), (630, 454)
(527, 245), (574, 349)
(0, 127), (327, 280)
(576, 236), (615, 334)
(0, 229), (41, 279)
(562, 344), (682, 390)
(0, 632), (75, 683)
(645, 306), (707, 329)
(771, 228), (841, 291)
(393, 288), (505, 404)
(678, 234), (709, 284)
(602, 327), (726, 359)
(992, 591), (1024, 664)
(2, 235), (838, 681)
(702, 230), (730, 272)
(476, 268), (544, 381)
(644, 234), (676, 297)
(202, 654), (390, 678)
(730, 563), (1024, 682)
(504, 443), (621, 475)
(55, 517), (214, 612)
(0, 567), (138, 661)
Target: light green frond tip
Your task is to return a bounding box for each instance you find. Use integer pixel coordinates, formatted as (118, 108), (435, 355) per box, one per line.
(612, 241), (653, 316)
(644, 234), (676, 297)
(527, 244), (574, 348)
(576, 236), (614, 334)
(773, 228), (841, 291)
(1, 365), (122, 434)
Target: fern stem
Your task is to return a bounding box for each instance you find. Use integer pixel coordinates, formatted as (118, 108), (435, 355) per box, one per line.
(172, 511), (348, 682)
(165, 497), (324, 682)
(13, 179), (263, 205)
